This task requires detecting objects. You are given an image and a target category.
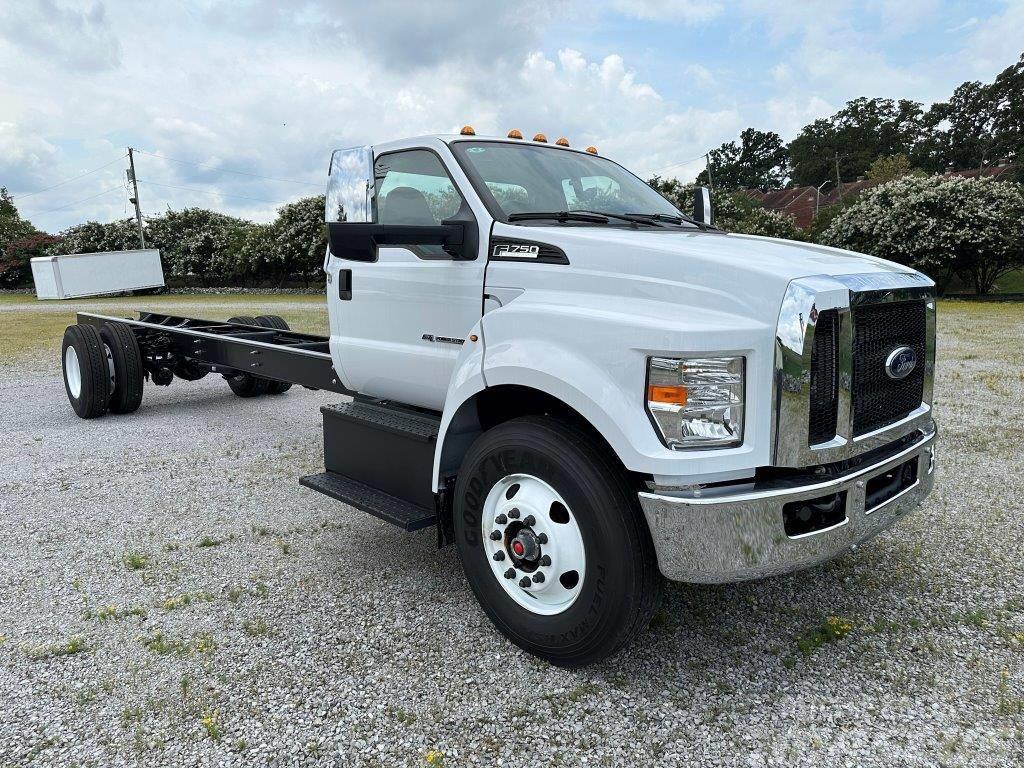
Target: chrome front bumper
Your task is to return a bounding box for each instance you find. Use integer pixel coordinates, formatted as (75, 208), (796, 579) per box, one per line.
(638, 426), (936, 583)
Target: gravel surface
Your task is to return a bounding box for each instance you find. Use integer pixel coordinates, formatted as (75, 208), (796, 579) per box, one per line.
(1, 301), (1022, 767)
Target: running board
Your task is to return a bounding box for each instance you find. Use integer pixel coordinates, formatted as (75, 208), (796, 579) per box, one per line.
(299, 471), (437, 532)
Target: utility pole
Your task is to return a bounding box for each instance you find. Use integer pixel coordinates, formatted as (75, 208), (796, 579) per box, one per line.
(705, 152), (714, 192)
(834, 152), (843, 204)
(126, 147), (145, 249)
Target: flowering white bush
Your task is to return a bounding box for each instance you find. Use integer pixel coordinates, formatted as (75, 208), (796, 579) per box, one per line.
(821, 176), (1024, 294)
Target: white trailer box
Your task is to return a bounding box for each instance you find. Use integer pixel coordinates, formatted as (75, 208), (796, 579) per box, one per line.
(31, 249), (165, 300)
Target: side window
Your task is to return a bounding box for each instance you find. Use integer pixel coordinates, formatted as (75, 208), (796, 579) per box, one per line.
(375, 150), (464, 226)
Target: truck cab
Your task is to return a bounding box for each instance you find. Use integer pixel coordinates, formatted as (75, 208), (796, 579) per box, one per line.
(312, 129), (937, 666)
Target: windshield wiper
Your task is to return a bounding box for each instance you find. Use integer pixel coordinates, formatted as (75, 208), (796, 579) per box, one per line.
(507, 211), (609, 224)
(625, 212), (709, 230)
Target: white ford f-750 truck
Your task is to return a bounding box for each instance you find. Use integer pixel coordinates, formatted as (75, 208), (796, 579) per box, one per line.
(62, 129), (937, 666)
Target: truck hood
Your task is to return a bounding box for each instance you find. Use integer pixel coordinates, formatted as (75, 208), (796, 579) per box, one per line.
(500, 224), (922, 323)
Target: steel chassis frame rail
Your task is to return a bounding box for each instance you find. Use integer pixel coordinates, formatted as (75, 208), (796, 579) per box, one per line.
(76, 311), (355, 395)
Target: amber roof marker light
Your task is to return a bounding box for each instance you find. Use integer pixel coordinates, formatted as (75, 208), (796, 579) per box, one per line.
(507, 129), (523, 139)
(460, 125), (476, 136)
(586, 146), (599, 154)
(533, 133), (548, 143)
(555, 137), (570, 147)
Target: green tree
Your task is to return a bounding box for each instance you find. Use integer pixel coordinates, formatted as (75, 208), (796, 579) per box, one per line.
(914, 52), (1023, 172)
(0, 232), (62, 287)
(696, 128), (789, 191)
(50, 219), (141, 255)
(820, 176), (1024, 294)
(0, 187), (36, 256)
(272, 195), (327, 285)
(144, 208), (251, 282)
(788, 97), (925, 186)
(865, 154), (923, 183)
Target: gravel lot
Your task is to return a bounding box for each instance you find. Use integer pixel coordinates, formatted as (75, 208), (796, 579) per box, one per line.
(0, 297), (1022, 767)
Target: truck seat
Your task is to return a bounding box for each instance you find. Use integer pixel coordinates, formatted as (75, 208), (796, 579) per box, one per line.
(382, 187), (436, 225)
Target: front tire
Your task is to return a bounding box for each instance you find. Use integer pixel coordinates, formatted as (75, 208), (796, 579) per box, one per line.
(454, 416), (662, 667)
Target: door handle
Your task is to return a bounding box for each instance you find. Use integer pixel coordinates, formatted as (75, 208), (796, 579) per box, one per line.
(338, 269), (352, 300)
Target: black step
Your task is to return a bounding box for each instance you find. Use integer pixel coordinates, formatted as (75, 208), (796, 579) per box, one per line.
(321, 401), (441, 441)
(299, 471), (437, 532)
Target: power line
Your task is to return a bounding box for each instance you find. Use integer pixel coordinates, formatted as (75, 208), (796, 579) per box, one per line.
(21, 187), (123, 215)
(10, 154), (128, 200)
(646, 151), (710, 178)
(132, 148), (322, 188)
(135, 178), (293, 205)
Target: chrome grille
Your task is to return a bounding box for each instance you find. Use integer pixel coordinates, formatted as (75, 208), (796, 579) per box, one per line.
(851, 300), (927, 435)
(808, 309), (839, 444)
(773, 272), (935, 468)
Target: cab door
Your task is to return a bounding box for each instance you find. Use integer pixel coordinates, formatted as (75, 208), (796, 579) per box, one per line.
(324, 145), (485, 411)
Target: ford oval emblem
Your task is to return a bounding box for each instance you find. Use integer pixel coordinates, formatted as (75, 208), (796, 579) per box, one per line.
(885, 346), (917, 380)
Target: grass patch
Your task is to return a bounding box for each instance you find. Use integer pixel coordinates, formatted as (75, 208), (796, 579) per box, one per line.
(198, 536), (226, 548)
(142, 630), (216, 656)
(26, 635), (88, 660)
(88, 604), (147, 621)
(122, 552), (148, 571)
(242, 617), (269, 637)
(796, 616), (855, 655)
(161, 591), (214, 611)
(200, 709), (222, 742)
(0, 292), (328, 362)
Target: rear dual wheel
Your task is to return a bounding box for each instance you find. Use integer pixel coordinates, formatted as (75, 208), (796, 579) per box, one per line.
(62, 322), (144, 418)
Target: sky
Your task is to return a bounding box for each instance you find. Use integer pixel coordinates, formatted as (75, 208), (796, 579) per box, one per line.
(2, 0), (1022, 232)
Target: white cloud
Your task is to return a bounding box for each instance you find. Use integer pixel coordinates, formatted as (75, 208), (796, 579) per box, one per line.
(0, 0), (121, 71)
(611, 0), (723, 23)
(684, 63), (717, 88)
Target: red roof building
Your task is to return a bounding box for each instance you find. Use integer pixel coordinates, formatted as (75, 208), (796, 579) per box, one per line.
(744, 160), (1016, 229)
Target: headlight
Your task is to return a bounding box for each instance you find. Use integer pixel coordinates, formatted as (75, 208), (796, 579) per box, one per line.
(646, 356), (744, 449)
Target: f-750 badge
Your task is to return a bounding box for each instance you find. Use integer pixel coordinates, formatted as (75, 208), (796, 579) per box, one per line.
(493, 243), (540, 258)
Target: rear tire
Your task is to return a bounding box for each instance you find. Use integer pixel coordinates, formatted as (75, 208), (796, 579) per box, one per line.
(62, 324), (111, 419)
(224, 316), (270, 397)
(253, 315), (292, 394)
(99, 322), (144, 414)
(453, 416), (663, 667)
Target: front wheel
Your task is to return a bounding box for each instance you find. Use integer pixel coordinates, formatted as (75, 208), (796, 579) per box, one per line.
(454, 416), (663, 667)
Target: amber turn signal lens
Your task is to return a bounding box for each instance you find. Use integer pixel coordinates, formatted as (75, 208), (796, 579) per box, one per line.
(555, 137), (570, 147)
(533, 133), (547, 143)
(460, 125), (476, 136)
(648, 385), (688, 406)
(507, 129), (523, 139)
(586, 146), (598, 154)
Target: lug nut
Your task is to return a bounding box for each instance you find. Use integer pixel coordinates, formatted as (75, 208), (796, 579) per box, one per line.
(495, 514), (507, 524)
(493, 551), (505, 561)
(523, 515), (536, 526)
(518, 576), (531, 588)
(540, 555), (551, 566)
(504, 568), (516, 579)
(489, 530), (502, 541)
(532, 572), (545, 583)
(537, 533), (548, 544)
(507, 508), (520, 519)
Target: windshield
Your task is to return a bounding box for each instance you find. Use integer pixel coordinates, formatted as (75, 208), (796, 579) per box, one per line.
(451, 141), (689, 225)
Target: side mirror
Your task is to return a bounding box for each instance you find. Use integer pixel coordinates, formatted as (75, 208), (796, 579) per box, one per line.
(325, 145), (374, 224)
(327, 221), (466, 262)
(693, 186), (714, 227)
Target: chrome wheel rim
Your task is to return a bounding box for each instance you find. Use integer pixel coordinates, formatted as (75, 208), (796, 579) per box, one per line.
(64, 346), (82, 399)
(481, 473), (586, 616)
